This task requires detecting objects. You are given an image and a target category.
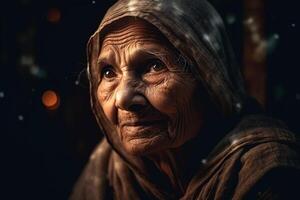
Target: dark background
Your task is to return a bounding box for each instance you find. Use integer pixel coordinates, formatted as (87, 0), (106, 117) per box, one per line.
(1, 0), (299, 199)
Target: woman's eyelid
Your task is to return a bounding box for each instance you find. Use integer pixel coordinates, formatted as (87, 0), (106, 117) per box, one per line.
(97, 61), (118, 80)
(97, 53), (118, 70)
(147, 59), (167, 72)
(98, 60), (113, 70)
(99, 60), (120, 74)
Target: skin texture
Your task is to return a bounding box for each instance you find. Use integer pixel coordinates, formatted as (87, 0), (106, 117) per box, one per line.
(96, 19), (204, 158)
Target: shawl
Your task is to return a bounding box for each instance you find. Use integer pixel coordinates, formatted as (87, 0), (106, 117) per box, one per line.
(70, 115), (300, 200)
(70, 0), (300, 199)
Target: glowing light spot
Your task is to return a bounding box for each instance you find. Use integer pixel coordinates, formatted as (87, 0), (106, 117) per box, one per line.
(18, 115), (24, 121)
(0, 92), (4, 98)
(42, 90), (60, 110)
(254, 40), (267, 61)
(75, 80), (80, 85)
(30, 65), (39, 75)
(236, 102), (242, 111)
(92, 0), (96, 4)
(47, 8), (61, 24)
(291, 23), (296, 27)
(273, 34), (280, 40)
(201, 159), (207, 164)
(244, 17), (254, 25)
(29, 65), (47, 78)
(203, 34), (211, 42)
(232, 139), (238, 145)
(128, 0), (138, 12)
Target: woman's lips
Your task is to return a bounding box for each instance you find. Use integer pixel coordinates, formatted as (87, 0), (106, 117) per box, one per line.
(121, 119), (166, 127)
(119, 119), (168, 140)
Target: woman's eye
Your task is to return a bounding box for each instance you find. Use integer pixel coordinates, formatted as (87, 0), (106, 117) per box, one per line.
(101, 66), (116, 79)
(148, 60), (166, 73)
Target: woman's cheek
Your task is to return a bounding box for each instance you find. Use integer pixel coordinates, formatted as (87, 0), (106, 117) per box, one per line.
(145, 79), (178, 114)
(97, 84), (118, 124)
(151, 74), (199, 145)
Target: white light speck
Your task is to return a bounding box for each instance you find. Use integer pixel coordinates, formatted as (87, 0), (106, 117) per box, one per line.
(203, 34), (211, 42)
(273, 34), (280, 40)
(232, 139), (238, 145)
(30, 65), (39, 75)
(236, 102), (242, 112)
(201, 159), (207, 164)
(75, 80), (80, 85)
(291, 23), (296, 27)
(0, 92), (4, 98)
(128, 0), (138, 12)
(92, 0), (96, 4)
(244, 17), (254, 25)
(18, 115), (24, 121)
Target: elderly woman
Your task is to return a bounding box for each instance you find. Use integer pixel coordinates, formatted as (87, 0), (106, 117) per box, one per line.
(70, 0), (300, 199)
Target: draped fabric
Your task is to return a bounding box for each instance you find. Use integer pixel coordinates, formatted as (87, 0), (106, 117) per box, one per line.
(70, 115), (300, 200)
(70, 0), (300, 199)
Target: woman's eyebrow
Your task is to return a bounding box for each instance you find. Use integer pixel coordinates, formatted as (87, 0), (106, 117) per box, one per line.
(97, 57), (108, 65)
(97, 48), (117, 66)
(127, 50), (161, 68)
(132, 47), (168, 60)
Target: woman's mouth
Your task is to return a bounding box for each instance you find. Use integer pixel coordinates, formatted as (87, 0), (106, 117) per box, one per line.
(121, 119), (166, 127)
(119, 119), (168, 140)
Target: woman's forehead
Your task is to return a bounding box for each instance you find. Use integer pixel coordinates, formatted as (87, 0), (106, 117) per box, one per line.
(99, 37), (172, 69)
(101, 27), (163, 49)
(102, 19), (165, 45)
(101, 17), (176, 47)
(99, 18), (177, 61)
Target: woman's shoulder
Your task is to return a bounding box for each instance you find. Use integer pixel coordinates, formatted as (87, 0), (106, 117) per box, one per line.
(69, 138), (113, 200)
(229, 115), (300, 199)
(184, 115), (300, 200)
(197, 114), (300, 199)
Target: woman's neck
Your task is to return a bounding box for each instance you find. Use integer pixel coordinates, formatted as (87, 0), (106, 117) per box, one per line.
(145, 115), (237, 194)
(147, 138), (205, 194)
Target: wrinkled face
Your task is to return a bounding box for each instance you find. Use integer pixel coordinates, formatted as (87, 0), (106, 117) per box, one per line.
(96, 19), (203, 156)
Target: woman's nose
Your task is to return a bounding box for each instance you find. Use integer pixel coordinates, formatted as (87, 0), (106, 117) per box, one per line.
(115, 84), (147, 112)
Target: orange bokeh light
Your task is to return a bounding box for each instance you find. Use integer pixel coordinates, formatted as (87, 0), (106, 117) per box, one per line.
(47, 8), (61, 23)
(42, 90), (60, 110)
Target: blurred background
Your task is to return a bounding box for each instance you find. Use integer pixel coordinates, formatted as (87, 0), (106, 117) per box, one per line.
(1, 0), (299, 199)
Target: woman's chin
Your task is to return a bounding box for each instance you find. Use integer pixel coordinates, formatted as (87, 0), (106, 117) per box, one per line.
(123, 135), (168, 156)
